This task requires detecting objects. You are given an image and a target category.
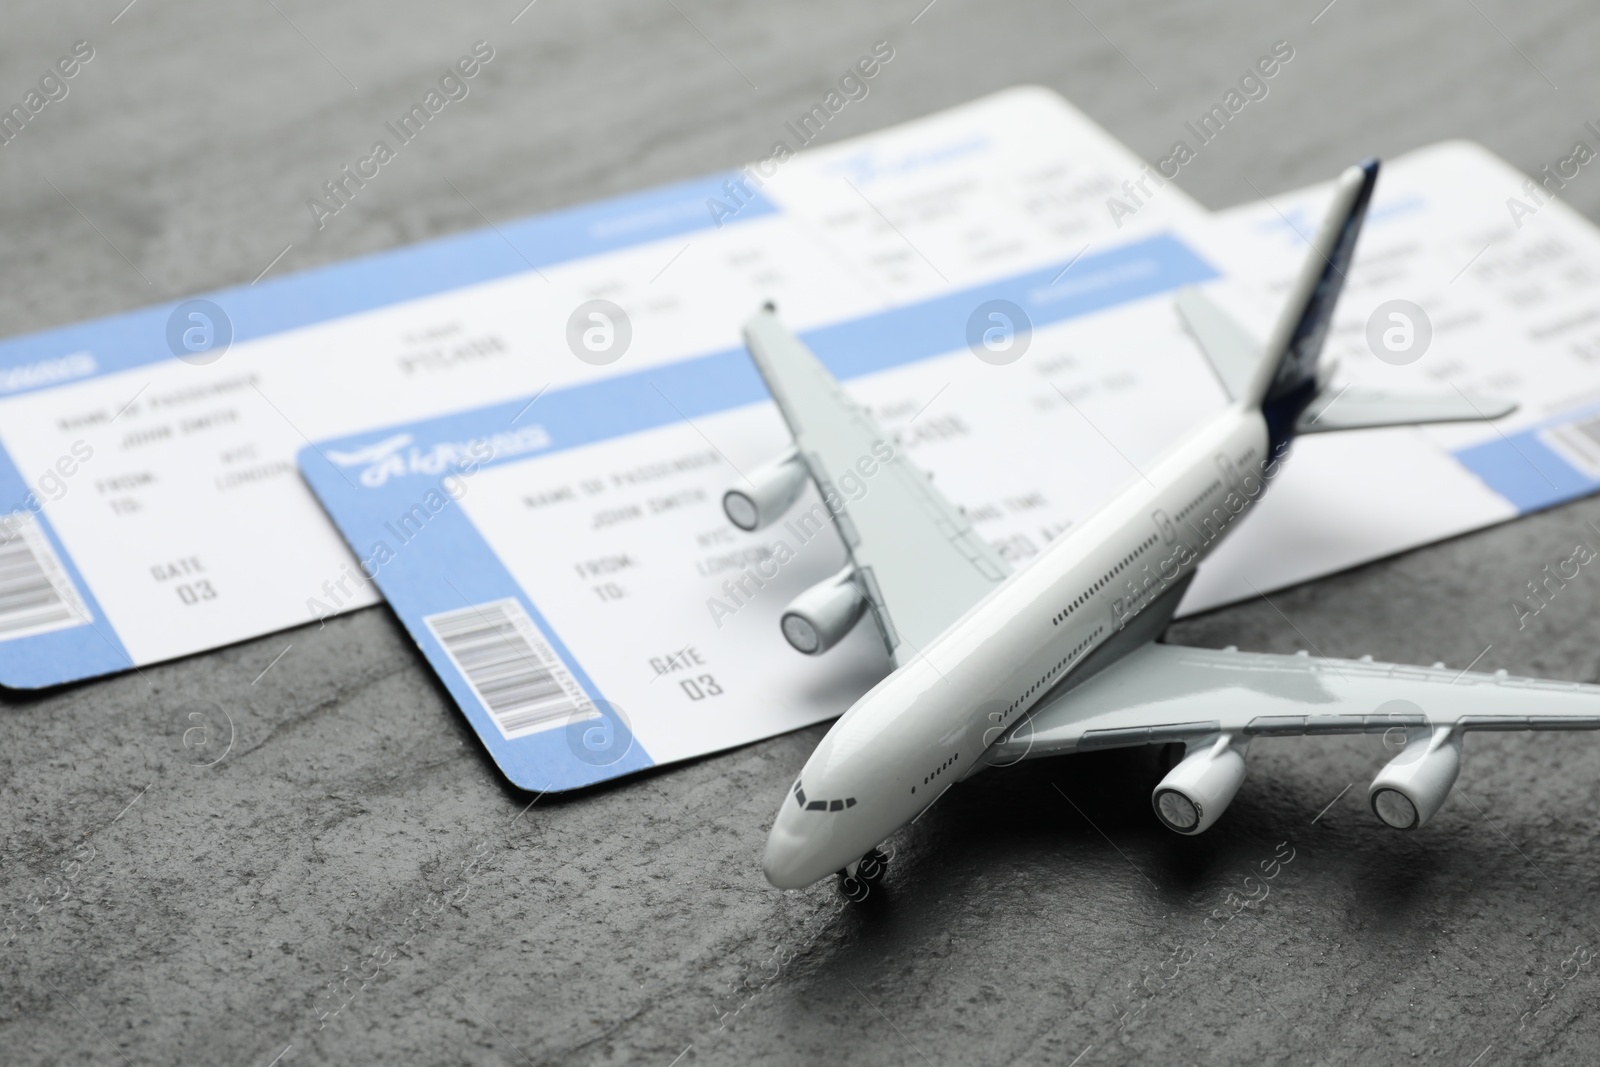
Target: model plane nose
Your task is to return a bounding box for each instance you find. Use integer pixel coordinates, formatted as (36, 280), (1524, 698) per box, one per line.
(762, 794), (850, 889)
(762, 814), (814, 889)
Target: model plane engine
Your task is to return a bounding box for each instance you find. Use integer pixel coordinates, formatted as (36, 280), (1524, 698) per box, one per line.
(1368, 726), (1461, 829)
(723, 449), (807, 532)
(1151, 735), (1249, 835)
(780, 566), (867, 655)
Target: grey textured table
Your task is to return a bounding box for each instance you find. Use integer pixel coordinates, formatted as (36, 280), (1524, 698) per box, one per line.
(5, 1), (1600, 1063)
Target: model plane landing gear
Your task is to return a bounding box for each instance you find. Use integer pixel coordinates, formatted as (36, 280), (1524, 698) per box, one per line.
(856, 846), (888, 883)
(838, 872), (872, 902)
(837, 846), (890, 902)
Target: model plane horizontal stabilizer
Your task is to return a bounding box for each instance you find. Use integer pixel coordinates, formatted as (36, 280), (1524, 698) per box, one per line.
(1296, 384), (1517, 433)
(1176, 288), (1518, 432)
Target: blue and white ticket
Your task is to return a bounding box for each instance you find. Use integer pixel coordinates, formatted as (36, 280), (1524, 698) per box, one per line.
(301, 141), (1600, 791)
(0, 87), (1204, 687)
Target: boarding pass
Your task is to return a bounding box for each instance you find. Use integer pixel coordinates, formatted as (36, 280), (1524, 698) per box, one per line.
(0, 87), (1203, 687)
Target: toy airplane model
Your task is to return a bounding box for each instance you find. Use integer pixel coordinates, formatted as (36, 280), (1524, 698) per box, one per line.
(723, 159), (1600, 902)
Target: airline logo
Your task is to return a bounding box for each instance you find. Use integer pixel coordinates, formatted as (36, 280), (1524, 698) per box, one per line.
(327, 427), (550, 487)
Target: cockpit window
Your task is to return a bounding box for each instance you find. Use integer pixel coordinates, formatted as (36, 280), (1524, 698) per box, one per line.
(792, 779), (856, 812)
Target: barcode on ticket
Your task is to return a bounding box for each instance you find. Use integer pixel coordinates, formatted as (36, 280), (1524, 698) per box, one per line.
(0, 511), (89, 642)
(1542, 413), (1600, 478)
(423, 598), (593, 739)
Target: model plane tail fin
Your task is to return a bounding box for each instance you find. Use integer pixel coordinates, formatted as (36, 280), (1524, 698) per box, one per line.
(1177, 159), (1517, 437)
(1249, 159), (1379, 414)
(1174, 159), (1379, 411)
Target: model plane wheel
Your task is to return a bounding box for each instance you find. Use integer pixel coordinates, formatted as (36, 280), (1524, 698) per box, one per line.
(856, 847), (889, 884)
(838, 872), (872, 903)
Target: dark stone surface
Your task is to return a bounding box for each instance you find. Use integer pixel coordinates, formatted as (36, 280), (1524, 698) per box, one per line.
(3, 1), (1600, 1063)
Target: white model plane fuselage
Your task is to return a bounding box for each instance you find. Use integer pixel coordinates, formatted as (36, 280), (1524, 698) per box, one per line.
(763, 406), (1267, 888)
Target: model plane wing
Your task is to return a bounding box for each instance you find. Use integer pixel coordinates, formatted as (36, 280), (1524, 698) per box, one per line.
(987, 642), (1600, 765)
(741, 310), (1011, 665)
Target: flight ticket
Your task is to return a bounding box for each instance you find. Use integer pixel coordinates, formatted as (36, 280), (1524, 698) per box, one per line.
(0, 86), (1204, 687)
(300, 141), (1600, 791)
